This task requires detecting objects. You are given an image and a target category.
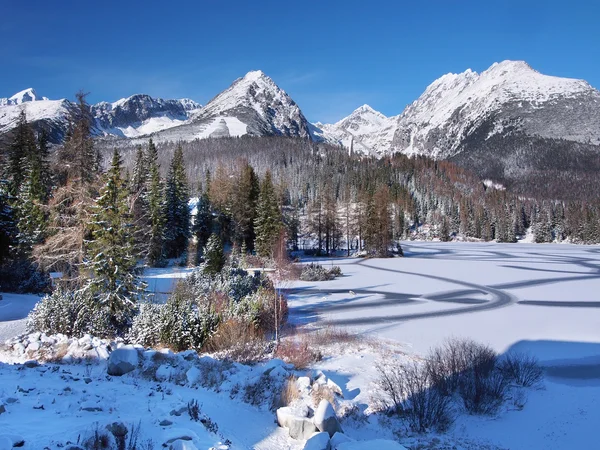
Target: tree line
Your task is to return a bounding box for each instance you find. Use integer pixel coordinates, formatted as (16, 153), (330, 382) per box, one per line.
(1, 96), (600, 291)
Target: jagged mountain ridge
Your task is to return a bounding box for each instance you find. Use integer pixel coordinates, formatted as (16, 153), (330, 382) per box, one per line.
(2, 61), (600, 190)
(142, 70), (313, 144)
(0, 90), (202, 143)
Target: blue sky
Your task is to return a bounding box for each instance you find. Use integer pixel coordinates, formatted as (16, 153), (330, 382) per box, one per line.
(1, 0), (598, 123)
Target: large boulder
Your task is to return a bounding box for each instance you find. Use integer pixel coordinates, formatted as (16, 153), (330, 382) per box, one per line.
(289, 417), (318, 440)
(314, 400), (342, 437)
(276, 405), (310, 428)
(107, 345), (139, 376)
(330, 432), (353, 449)
(304, 432), (331, 450)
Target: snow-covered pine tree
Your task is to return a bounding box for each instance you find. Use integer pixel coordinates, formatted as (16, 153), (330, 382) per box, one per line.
(254, 170), (282, 258)
(203, 233), (225, 275)
(163, 145), (190, 259)
(85, 148), (143, 333)
(129, 144), (151, 258)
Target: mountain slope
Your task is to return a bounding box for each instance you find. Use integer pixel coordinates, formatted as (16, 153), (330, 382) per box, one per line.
(147, 70), (313, 143)
(311, 104), (399, 154)
(389, 60), (600, 159)
(0, 90), (203, 143)
(92, 95), (201, 138)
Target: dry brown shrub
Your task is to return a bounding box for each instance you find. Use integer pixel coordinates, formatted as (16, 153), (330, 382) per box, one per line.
(309, 326), (361, 347)
(38, 342), (70, 363)
(274, 334), (320, 370)
(311, 384), (336, 409)
(204, 319), (267, 364)
(279, 375), (300, 407)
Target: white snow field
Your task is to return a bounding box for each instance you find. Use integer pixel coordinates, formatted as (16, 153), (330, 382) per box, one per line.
(1, 241), (599, 449)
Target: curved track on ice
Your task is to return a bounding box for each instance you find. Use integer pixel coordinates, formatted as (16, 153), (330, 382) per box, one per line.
(286, 242), (600, 328)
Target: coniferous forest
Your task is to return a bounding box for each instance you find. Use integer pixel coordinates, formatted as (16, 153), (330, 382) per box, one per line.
(1, 94), (600, 296)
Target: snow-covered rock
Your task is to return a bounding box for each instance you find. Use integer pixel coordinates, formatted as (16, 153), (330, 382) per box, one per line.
(186, 366), (201, 385)
(155, 364), (174, 381)
(107, 345), (139, 376)
(168, 440), (198, 450)
(336, 440), (407, 450)
(330, 432), (353, 449)
(288, 417), (318, 440)
(304, 432), (331, 450)
(313, 400), (342, 437)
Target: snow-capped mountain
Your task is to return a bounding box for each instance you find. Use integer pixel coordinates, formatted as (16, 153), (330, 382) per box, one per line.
(92, 94), (202, 138)
(388, 60), (600, 159)
(0, 90), (203, 143)
(146, 70), (313, 143)
(0, 88), (49, 106)
(312, 60), (600, 188)
(311, 104), (399, 154)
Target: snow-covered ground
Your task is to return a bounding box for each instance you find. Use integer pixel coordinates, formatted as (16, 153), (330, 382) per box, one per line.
(1, 241), (599, 449)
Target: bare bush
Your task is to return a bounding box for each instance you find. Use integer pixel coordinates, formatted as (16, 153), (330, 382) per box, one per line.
(498, 352), (543, 388)
(311, 384), (336, 409)
(426, 338), (508, 416)
(188, 399), (201, 422)
(426, 338), (497, 396)
(204, 319), (268, 364)
(275, 335), (321, 369)
(279, 375), (300, 407)
(458, 369), (508, 415)
(375, 361), (454, 433)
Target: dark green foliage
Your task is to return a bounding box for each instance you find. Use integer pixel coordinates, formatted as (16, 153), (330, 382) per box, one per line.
(192, 192), (213, 261)
(6, 110), (36, 197)
(163, 145), (190, 259)
(85, 148), (143, 333)
(231, 162), (259, 251)
(145, 139), (166, 266)
(202, 233), (225, 275)
(254, 170), (281, 257)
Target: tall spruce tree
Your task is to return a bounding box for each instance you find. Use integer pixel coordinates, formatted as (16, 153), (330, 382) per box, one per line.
(145, 139), (165, 266)
(0, 182), (17, 265)
(163, 145), (190, 259)
(231, 161), (259, 251)
(254, 170), (281, 258)
(6, 110), (36, 196)
(85, 148), (142, 331)
(15, 164), (46, 257)
(58, 91), (99, 185)
(192, 192), (213, 261)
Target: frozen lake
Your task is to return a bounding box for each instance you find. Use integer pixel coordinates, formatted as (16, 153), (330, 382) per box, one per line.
(288, 242), (600, 364)
(288, 242), (600, 449)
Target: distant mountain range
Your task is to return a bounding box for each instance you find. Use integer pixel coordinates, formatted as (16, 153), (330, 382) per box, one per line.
(2, 61), (600, 190)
